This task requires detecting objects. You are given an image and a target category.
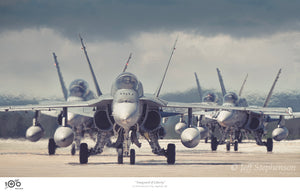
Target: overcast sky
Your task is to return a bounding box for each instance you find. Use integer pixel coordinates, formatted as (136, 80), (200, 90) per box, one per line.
(0, 0), (300, 98)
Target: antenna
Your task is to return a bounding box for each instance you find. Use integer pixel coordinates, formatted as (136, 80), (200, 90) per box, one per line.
(122, 53), (132, 72)
(239, 73), (248, 97)
(216, 68), (227, 97)
(263, 69), (281, 107)
(155, 37), (178, 97)
(52, 52), (68, 101)
(79, 34), (102, 96)
(194, 72), (202, 101)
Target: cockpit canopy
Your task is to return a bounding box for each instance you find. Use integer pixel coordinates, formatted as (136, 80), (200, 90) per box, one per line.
(223, 92), (239, 104)
(203, 92), (218, 103)
(69, 79), (89, 97)
(116, 74), (138, 90)
(111, 72), (144, 97)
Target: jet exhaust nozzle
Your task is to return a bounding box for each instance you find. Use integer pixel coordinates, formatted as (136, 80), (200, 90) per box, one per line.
(26, 125), (44, 142)
(54, 126), (74, 147)
(272, 126), (289, 141)
(180, 127), (200, 148)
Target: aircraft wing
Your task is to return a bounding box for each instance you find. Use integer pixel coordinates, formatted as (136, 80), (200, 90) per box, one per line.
(0, 94), (113, 112)
(165, 101), (295, 116)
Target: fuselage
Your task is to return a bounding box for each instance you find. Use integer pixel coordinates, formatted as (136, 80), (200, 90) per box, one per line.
(111, 72), (144, 131)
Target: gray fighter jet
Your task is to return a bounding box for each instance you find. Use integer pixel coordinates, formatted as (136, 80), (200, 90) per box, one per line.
(207, 68), (290, 152)
(50, 52), (97, 155)
(172, 68), (298, 152)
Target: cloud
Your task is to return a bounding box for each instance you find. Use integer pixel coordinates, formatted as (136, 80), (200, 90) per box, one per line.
(0, 28), (299, 98)
(1, 0), (300, 41)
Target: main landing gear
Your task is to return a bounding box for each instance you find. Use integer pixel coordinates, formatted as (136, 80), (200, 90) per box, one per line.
(48, 138), (57, 155)
(265, 138), (273, 152)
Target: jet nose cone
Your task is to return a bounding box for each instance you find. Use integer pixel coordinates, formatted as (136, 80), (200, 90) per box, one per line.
(217, 111), (234, 126)
(113, 102), (139, 128)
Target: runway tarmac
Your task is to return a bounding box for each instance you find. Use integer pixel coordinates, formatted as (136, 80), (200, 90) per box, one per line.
(0, 138), (299, 177)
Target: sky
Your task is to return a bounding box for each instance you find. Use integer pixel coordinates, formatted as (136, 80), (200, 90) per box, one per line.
(0, 0), (300, 98)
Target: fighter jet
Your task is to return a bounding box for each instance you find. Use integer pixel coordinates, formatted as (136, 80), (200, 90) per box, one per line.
(209, 68), (290, 152)
(25, 52), (98, 156)
(171, 68), (298, 153)
(50, 52), (97, 155)
(49, 36), (134, 155)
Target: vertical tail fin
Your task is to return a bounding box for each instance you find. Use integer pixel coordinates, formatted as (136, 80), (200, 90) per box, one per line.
(263, 69), (281, 107)
(122, 53), (132, 72)
(216, 68), (227, 97)
(238, 73), (248, 97)
(79, 34), (102, 97)
(194, 72), (202, 101)
(52, 52), (68, 101)
(154, 37), (178, 97)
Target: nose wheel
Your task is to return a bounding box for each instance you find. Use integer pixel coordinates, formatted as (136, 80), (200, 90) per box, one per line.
(226, 140), (238, 152)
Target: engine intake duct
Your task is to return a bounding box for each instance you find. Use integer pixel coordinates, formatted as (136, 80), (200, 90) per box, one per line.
(141, 110), (161, 132)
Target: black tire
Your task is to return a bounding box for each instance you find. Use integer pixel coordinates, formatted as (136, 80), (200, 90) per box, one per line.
(226, 141), (230, 151)
(205, 137), (208, 143)
(167, 143), (176, 165)
(211, 137), (218, 151)
(71, 143), (76, 155)
(266, 138), (273, 152)
(117, 147), (123, 164)
(48, 138), (56, 155)
(79, 143), (88, 164)
(234, 141), (238, 151)
(130, 149), (135, 165)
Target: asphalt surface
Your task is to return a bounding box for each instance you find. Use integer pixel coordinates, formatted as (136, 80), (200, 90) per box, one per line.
(0, 138), (299, 177)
